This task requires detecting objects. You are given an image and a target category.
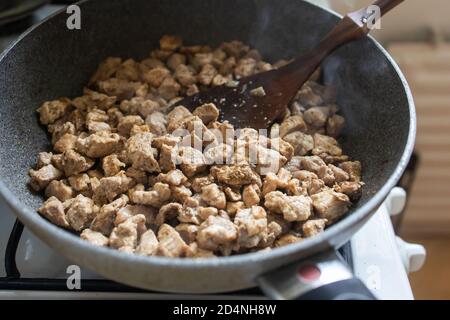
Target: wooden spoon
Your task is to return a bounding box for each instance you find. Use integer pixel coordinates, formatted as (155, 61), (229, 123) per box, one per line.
(174, 0), (404, 129)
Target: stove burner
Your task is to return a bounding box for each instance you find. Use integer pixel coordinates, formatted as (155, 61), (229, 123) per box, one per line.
(0, 0), (48, 26)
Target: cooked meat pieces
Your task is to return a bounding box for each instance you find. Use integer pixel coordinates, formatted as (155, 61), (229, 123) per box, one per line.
(80, 229), (109, 247)
(38, 196), (70, 228)
(197, 215), (237, 252)
(29, 164), (63, 191)
(264, 191), (312, 222)
(234, 206), (267, 248)
(311, 189), (351, 224)
(45, 180), (74, 201)
(30, 36), (364, 258)
(37, 98), (71, 125)
(76, 131), (122, 158)
(135, 229), (159, 256)
(126, 132), (160, 172)
(302, 219), (327, 238)
(65, 194), (97, 231)
(157, 224), (189, 257)
(201, 183), (226, 209)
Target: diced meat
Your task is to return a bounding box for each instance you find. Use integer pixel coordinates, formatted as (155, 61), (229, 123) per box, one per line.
(35, 152), (53, 169)
(130, 182), (171, 207)
(45, 180), (74, 201)
(89, 57), (122, 84)
(312, 133), (342, 156)
(65, 194), (97, 231)
(117, 115), (144, 137)
(171, 185), (192, 203)
(167, 106), (193, 133)
(223, 187), (242, 202)
(334, 181), (363, 201)
(62, 150), (95, 176)
(242, 184), (261, 207)
(37, 196), (70, 228)
(158, 144), (177, 172)
(274, 233), (302, 247)
(145, 111), (167, 136)
(193, 103), (219, 125)
(155, 202), (183, 225)
(302, 219), (327, 238)
(109, 214), (146, 250)
(136, 229), (159, 256)
(197, 215), (237, 251)
(175, 224), (199, 244)
(279, 116), (307, 138)
(264, 191), (312, 222)
(197, 64), (217, 86)
(92, 173), (134, 205)
(37, 98), (71, 125)
(226, 201), (245, 216)
(72, 89), (117, 111)
(157, 224), (189, 258)
(296, 85), (323, 107)
(68, 173), (91, 194)
(212, 165), (260, 186)
(304, 106), (330, 129)
(174, 64), (197, 87)
(311, 189), (350, 224)
(339, 161), (362, 182)
(327, 114), (345, 137)
(201, 183), (226, 209)
(177, 147), (207, 177)
(159, 35), (182, 51)
(29, 164), (63, 191)
(98, 78), (142, 101)
(102, 154), (126, 176)
(234, 58), (256, 78)
(126, 132), (160, 173)
(54, 134), (78, 153)
(80, 229), (109, 246)
(158, 77), (181, 100)
(76, 131), (122, 158)
(90, 196), (128, 235)
(329, 164), (349, 182)
(142, 67), (170, 87)
(191, 175), (214, 193)
(234, 206), (267, 248)
(167, 53), (186, 71)
(283, 132), (314, 156)
(157, 169), (187, 186)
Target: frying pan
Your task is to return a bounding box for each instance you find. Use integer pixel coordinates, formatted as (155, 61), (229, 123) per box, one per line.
(0, 0), (415, 299)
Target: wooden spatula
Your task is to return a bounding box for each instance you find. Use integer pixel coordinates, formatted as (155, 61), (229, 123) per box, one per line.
(174, 0), (404, 129)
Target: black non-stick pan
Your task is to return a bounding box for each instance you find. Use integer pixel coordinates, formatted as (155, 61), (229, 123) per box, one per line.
(0, 0), (415, 299)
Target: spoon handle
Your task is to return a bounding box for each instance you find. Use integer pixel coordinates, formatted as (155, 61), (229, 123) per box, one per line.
(275, 0), (404, 95)
(373, 0), (405, 16)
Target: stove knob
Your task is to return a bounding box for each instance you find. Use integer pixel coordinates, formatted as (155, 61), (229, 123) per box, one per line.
(396, 236), (426, 273)
(387, 187), (406, 216)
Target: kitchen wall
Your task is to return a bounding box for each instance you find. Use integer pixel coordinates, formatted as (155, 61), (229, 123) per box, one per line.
(329, 0), (450, 43)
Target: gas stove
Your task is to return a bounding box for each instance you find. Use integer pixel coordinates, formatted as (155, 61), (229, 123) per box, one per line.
(0, 2), (426, 300)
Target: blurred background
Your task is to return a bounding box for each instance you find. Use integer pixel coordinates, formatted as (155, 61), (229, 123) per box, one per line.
(326, 0), (450, 299)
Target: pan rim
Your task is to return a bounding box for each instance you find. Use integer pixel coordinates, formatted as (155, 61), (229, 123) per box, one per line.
(0, 0), (416, 271)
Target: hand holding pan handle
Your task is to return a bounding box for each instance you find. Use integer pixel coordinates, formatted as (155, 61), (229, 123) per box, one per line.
(257, 251), (376, 300)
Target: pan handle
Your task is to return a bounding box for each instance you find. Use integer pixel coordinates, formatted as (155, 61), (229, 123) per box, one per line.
(257, 251), (376, 300)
